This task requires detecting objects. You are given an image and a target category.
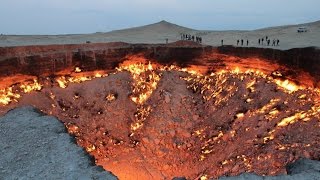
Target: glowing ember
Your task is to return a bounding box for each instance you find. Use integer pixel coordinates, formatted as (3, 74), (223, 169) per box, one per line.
(0, 87), (21, 105)
(20, 79), (42, 93)
(56, 76), (68, 88)
(75, 67), (82, 73)
(117, 62), (161, 105)
(274, 79), (299, 93)
(131, 105), (152, 132)
(105, 93), (117, 102)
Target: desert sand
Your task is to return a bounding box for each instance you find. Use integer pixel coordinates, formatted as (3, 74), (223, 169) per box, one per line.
(0, 20), (320, 49)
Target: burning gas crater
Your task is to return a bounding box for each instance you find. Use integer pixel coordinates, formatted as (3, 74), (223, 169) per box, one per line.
(1, 61), (320, 180)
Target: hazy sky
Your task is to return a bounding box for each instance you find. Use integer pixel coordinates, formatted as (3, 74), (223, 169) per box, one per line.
(1, 0), (319, 35)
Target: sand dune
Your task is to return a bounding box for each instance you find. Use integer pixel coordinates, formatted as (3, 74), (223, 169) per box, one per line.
(0, 20), (319, 49)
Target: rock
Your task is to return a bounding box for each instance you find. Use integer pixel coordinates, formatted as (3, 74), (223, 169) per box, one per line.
(163, 91), (172, 103)
(192, 114), (199, 121)
(140, 146), (146, 152)
(220, 158), (320, 180)
(142, 137), (150, 144)
(169, 130), (176, 137)
(163, 164), (170, 170)
(0, 106), (116, 180)
(180, 130), (191, 138)
(165, 94), (171, 103)
(172, 177), (187, 180)
(154, 138), (161, 145)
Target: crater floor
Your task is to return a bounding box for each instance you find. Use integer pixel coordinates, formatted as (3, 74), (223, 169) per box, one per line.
(0, 63), (320, 179)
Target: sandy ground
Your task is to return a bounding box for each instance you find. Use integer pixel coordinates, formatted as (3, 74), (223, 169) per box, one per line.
(0, 20), (319, 50)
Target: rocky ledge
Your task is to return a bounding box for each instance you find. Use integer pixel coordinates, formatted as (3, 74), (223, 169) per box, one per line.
(0, 106), (117, 180)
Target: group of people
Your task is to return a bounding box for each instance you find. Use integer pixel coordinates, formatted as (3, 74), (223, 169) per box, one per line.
(258, 36), (280, 46)
(235, 39), (250, 46)
(179, 33), (280, 47)
(180, 33), (202, 43)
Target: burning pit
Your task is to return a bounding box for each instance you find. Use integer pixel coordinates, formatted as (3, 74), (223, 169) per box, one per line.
(1, 44), (320, 180)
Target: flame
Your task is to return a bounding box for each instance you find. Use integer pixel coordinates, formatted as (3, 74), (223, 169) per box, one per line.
(200, 175), (208, 180)
(118, 62), (161, 105)
(130, 105), (152, 132)
(56, 76), (68, 88)
(56, 76), (92, 88)
(235, 113), (245, 119)
(0, 87), (21, 105)
(20, 79), (42, 93)
(95, 72), (102, 78)
(274, 79), (299, 93)
(106, 93), (116, 102)
(75, 67), (82, 73)
(86, 144), (96, 153)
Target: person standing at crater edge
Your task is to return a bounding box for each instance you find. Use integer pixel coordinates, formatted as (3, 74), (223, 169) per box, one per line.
(221, 39), (224, 46)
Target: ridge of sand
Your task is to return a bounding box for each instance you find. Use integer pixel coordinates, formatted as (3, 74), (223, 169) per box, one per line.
(0, 20), (319, 49)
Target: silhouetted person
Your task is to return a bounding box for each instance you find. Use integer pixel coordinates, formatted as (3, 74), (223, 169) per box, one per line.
(246, 40), (249, 46)
(261, 38), (264, 45)
(267, 39), (270, 46)
(258, 39), (261, 45)
(272, 39), (276, 46)
(166, 38), (168, 44)
(241, 39), (244, 46)
(200, 37), (202, 44)
(221, 39), (224, 46)
(192, 36), (195, 41)
(266, 36), (268, 40)
(237, 40), (239, 46)
(277, 39), (280, 46)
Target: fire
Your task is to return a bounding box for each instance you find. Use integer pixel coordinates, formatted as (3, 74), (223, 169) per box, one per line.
(235, 113), (245, 119)
(131, 105), (152, 132)
(0, 87), (21, 105)
(75, 67), (82, 73)
(105, 93), (116, 102)
(20, 79), (42, 93)
(56, 76), (92, 88)
(277, 113), (307, 127)
(117, 62), (161, 105)
(1, 60), (320, 179)
(274, 79), (299, 93)
(86, 144), (96, 153)
(56, 76), (68, 88)
(200, 175), (208, 180)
